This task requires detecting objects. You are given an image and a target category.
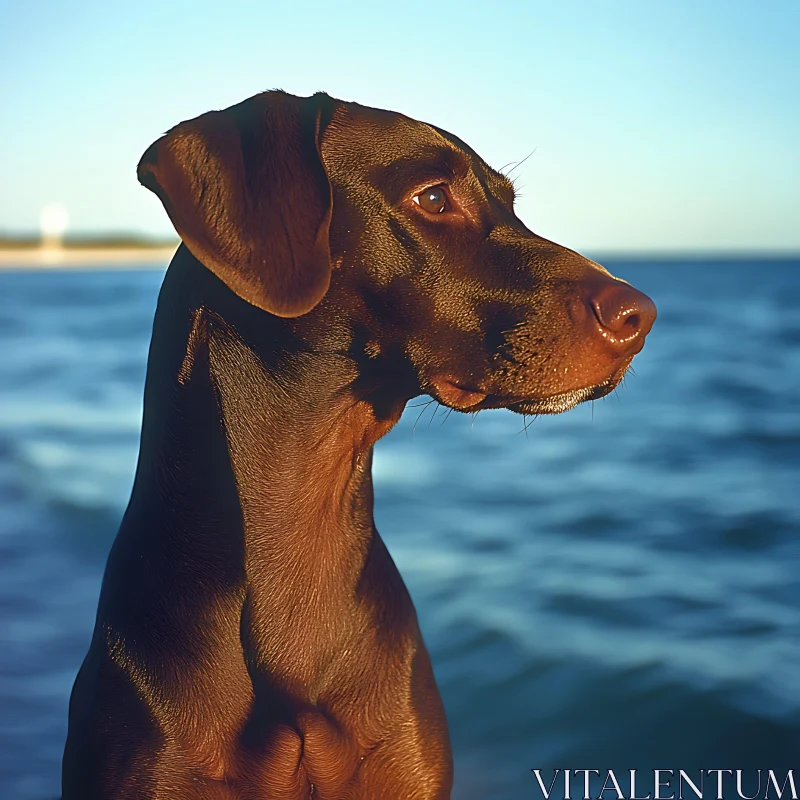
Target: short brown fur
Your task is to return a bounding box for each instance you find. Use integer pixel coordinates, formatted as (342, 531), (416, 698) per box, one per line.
(62, 90), (656, 799)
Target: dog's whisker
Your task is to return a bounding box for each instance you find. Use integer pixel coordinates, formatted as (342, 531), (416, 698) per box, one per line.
(412, 400), (435, 434)
(502, 148), (536, 179)
(523, 413), (538, 433)
(500, 321), (527, 336)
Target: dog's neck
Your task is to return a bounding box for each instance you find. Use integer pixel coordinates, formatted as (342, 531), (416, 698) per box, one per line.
(129, 248), (412, 691)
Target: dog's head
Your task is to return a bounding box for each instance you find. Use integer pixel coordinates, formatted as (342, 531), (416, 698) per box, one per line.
(139, 90), (655, 415)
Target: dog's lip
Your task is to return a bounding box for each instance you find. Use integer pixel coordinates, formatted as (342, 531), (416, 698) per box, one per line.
(430, 380), (613, 414)
(428, 376), (488, 410)
(429, 357), (633, 414)
(448, 364), (631, 412)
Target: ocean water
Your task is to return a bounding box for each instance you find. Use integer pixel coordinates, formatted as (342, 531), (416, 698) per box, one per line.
(0, 259), (798, 799)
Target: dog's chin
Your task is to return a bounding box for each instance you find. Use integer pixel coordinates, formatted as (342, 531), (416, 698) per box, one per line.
(496, 356), (633, 415)
(429, 360), (631, 415)
(506, 381), (614, 416)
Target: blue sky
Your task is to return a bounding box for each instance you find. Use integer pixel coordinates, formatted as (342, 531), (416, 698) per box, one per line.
(2, 0), (797, 253)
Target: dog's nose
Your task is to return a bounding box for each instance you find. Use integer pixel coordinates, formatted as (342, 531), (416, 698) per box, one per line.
(589, 281), (657, 350)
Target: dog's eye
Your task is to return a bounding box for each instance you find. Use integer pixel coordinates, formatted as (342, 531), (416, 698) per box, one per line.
(413, 186), (448, 214)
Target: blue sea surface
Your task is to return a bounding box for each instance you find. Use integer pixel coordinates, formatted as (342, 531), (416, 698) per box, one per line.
(0, 259), (798, 799)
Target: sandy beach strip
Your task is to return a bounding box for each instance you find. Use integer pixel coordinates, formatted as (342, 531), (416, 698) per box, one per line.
(0, 246), (178, 270)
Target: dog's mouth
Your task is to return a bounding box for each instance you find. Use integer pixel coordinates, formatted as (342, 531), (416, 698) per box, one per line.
(505, 379), (618, 415)
(429, 359), (632, 415)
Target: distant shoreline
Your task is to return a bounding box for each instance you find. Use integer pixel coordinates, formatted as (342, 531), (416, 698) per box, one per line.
(1, 246), (797, 271)
(0, 246), (177, 269)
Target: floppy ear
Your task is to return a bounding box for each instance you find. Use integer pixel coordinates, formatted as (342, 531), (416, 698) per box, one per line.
(137, 91), (334, 317)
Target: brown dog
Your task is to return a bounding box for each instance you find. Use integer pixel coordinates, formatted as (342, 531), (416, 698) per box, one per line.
(62, 90), (656, 799)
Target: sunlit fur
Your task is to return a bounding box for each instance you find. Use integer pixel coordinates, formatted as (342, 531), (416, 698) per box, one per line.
(63, 90), (655, 800)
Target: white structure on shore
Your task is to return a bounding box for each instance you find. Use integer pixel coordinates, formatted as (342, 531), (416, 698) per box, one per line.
(40, 204), (69, 251)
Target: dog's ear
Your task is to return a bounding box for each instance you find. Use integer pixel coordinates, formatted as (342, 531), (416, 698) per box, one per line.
(138, 91), (334, 318)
